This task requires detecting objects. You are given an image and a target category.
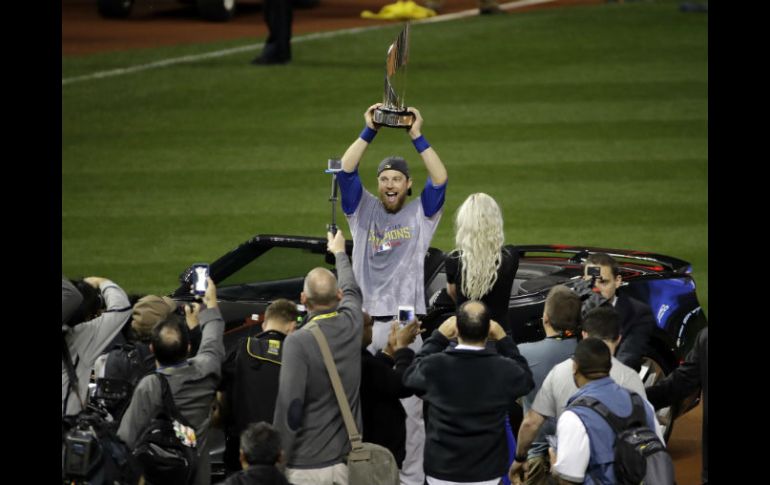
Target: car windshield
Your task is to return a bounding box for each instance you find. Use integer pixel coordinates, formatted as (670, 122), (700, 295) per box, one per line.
(217, 247), (333, 302)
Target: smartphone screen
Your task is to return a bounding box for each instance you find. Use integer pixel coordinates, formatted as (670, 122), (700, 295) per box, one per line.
(398, 305), (415, 326)
(192, 263), (209, 296)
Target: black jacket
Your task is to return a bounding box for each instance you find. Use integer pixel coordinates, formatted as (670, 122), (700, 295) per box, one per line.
(223, 465), (289, 485)
(360, 347), (416, 468)
(402, 331), (534, 482)
(646, 326), (707, 483)
(614, 293), (656, 371)
(444, 246), (519, 334)
(220, 330), (287, 473)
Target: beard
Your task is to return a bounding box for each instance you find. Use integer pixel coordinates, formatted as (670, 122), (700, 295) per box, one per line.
(380, 191), (408, 213)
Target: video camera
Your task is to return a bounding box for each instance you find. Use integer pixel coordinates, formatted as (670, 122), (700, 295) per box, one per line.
(572, 266), (602, 302)
(62, 406), (110, 481)
(62, 404), (138, 484)
(586, 266), (601, 287)
(63, 423), (103, 479)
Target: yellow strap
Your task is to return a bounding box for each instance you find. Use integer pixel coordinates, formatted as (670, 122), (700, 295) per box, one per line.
(307, 311), (338, 323)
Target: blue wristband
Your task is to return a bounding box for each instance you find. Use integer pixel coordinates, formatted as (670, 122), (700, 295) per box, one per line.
(412, 135), (430, 153)
(360, 126), (378, 143)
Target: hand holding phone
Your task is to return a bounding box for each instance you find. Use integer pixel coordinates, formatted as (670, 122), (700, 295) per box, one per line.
(191, 263), (210, 298)
(398, 305), (415, 326)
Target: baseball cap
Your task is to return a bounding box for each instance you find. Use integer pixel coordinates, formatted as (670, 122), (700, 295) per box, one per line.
(132, 295), (178, 338)
(377, 157), (410, 178)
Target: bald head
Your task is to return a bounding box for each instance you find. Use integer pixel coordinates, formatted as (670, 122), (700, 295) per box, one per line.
(302, 267), (340, 309)
(457, 300), (490, 344)
(150, 315), (190, 366)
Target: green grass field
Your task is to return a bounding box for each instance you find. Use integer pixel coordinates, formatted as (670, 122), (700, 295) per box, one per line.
(62, 0), (708, 315)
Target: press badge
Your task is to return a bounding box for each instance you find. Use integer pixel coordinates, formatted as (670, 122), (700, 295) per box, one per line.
(268, 339), (281, 356)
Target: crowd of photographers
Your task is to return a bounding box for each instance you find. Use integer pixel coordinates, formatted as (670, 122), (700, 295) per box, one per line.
(62, 247), (694, 485)
(62, 104), (706, 485)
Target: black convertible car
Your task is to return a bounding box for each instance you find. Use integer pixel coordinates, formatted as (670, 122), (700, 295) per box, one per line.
(171, 234), (707, 479)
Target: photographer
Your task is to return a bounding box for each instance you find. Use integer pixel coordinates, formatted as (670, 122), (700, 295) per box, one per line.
(578, 253), (656, 372)
(62, 275), (132, 416)
(92, 294), (184, 422)
(118, 277), (225, 485)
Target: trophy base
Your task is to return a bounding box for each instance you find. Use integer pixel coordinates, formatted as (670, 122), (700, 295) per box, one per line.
(373, 108), (414, 128)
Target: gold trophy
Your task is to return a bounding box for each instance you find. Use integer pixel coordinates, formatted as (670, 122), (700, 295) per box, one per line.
(372, 24), (415, 128)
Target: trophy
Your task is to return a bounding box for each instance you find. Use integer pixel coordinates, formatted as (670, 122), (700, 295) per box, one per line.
(373, 23), (415, 128)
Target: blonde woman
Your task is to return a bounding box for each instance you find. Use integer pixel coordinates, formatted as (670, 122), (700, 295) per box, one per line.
(444, 193), (519, 333)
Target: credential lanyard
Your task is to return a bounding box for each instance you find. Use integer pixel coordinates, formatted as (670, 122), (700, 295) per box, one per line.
(307, 311), (338, 324)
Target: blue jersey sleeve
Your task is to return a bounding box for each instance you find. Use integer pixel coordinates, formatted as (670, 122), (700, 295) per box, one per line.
(338, 169), (363, 215)
(420, 177), (447, 218)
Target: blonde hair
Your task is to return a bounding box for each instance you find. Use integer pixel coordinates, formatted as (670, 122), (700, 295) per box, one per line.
(454, 193), (505, 300)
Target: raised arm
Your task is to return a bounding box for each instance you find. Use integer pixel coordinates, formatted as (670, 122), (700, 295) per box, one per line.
(62, 276), (83, 326)
(190, 278), (225, 376)
(327, 229), (362, 305)
(341, 103), (382, 173)
(407, 107), (447, 186)
(338, 103), (382, 215)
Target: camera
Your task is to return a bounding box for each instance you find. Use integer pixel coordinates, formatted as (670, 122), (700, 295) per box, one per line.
(191, 263), (209, 297)
(63, 423), (103, 478)
(586, 266), (601, 286)
(398, 305), (415, 326)
(327, 158), (343, 173)
(93, 378), (132, 408)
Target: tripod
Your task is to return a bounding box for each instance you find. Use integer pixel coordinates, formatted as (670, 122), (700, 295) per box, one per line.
(325, 159), (342, 235)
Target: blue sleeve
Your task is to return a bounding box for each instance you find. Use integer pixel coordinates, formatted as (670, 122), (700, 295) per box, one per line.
(338, 169), (363, 215)
(420, 177), (447, 218)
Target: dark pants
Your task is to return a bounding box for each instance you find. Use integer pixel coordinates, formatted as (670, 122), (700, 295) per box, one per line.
(224, 432), (241, 475)
(260, 0), (293, 61)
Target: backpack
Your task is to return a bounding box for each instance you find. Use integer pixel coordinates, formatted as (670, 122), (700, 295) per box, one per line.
(62, 404), (141, 485)
(132, 373), (199, 485)
(93, 342), (155, 421)
(569, 392), (675, 485)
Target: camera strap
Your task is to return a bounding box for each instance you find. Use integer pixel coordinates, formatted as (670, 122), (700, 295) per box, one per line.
(155, 372), (194, 428)
(61, 334), (86, 414)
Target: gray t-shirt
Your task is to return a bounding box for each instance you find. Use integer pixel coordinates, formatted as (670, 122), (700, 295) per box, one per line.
(528, 355), (648, 458)
(346, 189), (442, 316)
(531, 356), (647, 420)
(518, 337), (578, 413)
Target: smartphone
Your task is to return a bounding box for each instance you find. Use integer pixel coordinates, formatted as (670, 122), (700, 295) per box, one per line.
(398, 305), (415, 326)
(191, 263), (209, 297)
(327, 158), (343, 173)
